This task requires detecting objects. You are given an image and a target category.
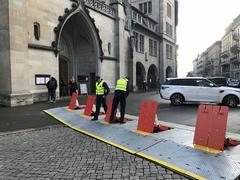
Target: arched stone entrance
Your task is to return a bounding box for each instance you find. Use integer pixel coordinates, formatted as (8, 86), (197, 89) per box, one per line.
(136, 62), (146, 91)
(147, 64), (158, 89)
(58, 10), (101, 95)
(166, 66), (173, 78)
(59, 56), (69, 96)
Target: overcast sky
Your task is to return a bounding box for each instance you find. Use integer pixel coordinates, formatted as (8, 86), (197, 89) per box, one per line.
(177, 0), (240, 77)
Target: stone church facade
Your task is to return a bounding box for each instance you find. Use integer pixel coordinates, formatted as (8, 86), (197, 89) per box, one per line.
(0, 0), (178, 106)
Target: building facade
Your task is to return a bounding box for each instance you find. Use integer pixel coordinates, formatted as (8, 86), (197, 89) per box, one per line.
(0, 0), (178, 106)
(130, 0), (178, 82)
(192, 14), (240, 79)
(205, 41), (221, 77)
(221, 15), (240, 79)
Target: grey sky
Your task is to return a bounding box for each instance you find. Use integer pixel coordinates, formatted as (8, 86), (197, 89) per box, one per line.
(177, 0), (240, 76)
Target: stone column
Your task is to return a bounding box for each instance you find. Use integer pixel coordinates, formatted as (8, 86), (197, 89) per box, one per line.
(111, 0), (128, 80)
(8, 0), (32, 106)
(0, 0), (11, 106)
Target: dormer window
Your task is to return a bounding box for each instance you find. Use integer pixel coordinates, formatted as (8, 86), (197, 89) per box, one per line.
(34, 22), (40, 40)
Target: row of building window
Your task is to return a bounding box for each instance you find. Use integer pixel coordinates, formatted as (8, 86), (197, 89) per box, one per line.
(138, 1), (172, 19)
(139, 1), (152, 14)
(133, 32), (157, 57)
(166, 44), (173, 59)
(149, 39), (157, 57)
(166, 22), (173, 37)
(167, 3), (172, 19)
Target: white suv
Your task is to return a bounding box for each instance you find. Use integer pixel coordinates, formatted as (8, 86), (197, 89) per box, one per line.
(160, 77), (240, 107)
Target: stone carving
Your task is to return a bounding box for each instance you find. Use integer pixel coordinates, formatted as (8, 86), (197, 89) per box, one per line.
(83, 0), (115, 18)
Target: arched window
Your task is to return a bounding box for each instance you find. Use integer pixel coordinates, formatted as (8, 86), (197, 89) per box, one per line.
(34, 22), (40, 40)
(108, 42), (111, 55)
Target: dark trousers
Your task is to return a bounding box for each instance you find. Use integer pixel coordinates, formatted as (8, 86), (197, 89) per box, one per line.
(94, 95), (107, 119)
(48, 89), (56, 101)
(110, 91), (126, 122)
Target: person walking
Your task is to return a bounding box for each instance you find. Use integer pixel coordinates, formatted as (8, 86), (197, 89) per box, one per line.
(46, 77), (57, 103)
(91, 77), (110, 121)
(109, 77), (129, 124)
(69, 77), (80, 108)
(142, 80), (147, 92)
(156, 79), (161, 94)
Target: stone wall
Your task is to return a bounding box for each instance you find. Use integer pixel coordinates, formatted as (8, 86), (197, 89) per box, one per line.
(0, 0), (11, 105)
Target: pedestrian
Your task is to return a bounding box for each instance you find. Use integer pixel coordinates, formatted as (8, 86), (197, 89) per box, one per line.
(60, 79), (67, 96)
(69, 77), (80, 108)
(110, 77), (129, 124)
(142, 80), (147, 92)
(91, 77), (110, 121)
(46, 77), (57, 103)
(156, 79), (161, 94)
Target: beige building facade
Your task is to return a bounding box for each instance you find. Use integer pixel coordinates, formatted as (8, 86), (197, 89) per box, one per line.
(192, 14), (240, 79)
(221, 15), (240, 79)
(0, 0), (178, 106)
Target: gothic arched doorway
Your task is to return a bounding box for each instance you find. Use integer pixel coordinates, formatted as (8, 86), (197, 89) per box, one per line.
(59, 56), (69, 96)
(58, 11), (101, 94)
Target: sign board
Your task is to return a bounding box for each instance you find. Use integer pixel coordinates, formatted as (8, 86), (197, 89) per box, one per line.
(80, 84), (88, 95)
(35, 74), (50, 85)
(78, 75), (89, 82)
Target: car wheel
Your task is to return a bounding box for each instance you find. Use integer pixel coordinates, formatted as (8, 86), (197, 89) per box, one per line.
(170, 94), (184, 105)
(223, 95), (239, 108)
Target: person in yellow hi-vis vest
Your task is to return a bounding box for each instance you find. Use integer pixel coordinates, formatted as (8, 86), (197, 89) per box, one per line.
(110, 77), (129, 124)
(91, 76), (110, 121)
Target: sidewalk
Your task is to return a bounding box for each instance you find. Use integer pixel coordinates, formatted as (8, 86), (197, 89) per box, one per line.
(0, 97), (71, 132)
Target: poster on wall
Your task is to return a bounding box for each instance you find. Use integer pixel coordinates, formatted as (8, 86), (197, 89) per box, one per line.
(80, 84), (88, 95)
(35, 74), (50, 85)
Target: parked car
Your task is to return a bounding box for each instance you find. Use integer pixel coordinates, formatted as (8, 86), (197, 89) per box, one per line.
(206, 77), (228, 87)
(160, 77), (240, 107)
(227, 78), (240, 88)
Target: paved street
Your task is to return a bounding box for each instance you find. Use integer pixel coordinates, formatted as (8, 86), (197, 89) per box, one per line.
(1, 92), (240, 179)
(0, 125), (189, 180)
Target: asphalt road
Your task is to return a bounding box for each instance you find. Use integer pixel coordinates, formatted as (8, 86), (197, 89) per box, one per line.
(0, 92), (240, 134)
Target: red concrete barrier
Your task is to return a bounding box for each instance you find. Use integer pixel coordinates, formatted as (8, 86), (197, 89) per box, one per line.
(104, 97), (114, 123)
(193, 105), (229, 151)
(83, 96), (95, 116)
(137, 101), (159, 133)
(68, 92), (78, 110)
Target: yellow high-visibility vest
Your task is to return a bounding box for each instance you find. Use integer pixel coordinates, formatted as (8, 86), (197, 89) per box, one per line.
(96, 80), (105, 95)
(115, 78), (128, 91)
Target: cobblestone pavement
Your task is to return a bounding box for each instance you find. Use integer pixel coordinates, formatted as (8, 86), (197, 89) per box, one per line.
(0, 125), (190, 180)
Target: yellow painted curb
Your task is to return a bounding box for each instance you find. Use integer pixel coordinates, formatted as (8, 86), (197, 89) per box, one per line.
(194, 144), (222, 154)
(137, 152), (207, 180)
(80, 114), (91, 119)
(101, 121), (109, 125)
(65, 108), (73, 112)
(132, 130), (151, 136)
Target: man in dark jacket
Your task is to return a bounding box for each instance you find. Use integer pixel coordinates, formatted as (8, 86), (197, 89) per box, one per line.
(110, 77), (129, 124)
(91, 76), (110, 121)
(47, 77), (57, 103)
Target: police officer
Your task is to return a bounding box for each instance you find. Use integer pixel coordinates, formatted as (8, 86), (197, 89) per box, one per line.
(110, 77), (129, 124)
(91, 76), (110, 121)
